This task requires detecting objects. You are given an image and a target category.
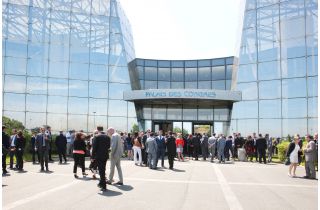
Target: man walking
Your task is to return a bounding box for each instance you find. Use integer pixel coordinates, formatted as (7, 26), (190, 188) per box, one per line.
(303, 135), (316, 179)
(2, 126), (10, 174)
(31, 132), (40, 164)
(55, 131), (67, 164)
(192, 134), (201, 160)
(35, 127), (50, 172)
(166, 131), (176, 170)
(92, 126), (110, 191)
(256, 134), (267, 164)
(225, 136), (233, 161)
(156, 130), (166, 168)
(208, 133), (216, 162)
(107, 127), (124, 185)
(45, 126), (54, 162)
(146, 132), (158, 169)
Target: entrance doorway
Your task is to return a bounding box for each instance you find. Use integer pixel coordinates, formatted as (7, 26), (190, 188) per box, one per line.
(153, 121), (173, 134)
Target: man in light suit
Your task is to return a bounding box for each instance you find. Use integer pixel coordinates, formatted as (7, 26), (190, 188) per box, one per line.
(106, 127), (124, 185)
(303, 135), (316, 179)
(146, 132), (158, 169)
(156, 130), (166, 168)
(208, 133), (217, 162)
(217, 134), (226, 163)
(35, 127), (50, 172)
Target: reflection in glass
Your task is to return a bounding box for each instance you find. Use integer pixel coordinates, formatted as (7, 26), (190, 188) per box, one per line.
(89, 98), (108, 115)
(26, 94), (47, 112)
(48, 78), (68, 96)
(47, 96), (68, 113)
(108, 100), (127, 116)
(282, 98), (307, 118)
(4, 75), (26, 93)
(183, 107), (197, 121)
(212, 80), (225, 90)
(89, 81), (108, 98)
(259, 80), (281, 99)
(258, 60), (280, 80)
(27, 77), (47, 95)
(198, 67), (211, 81)
(185, 68), (197, 82)
(47, 113), (68, 132)
(282, 78), (306, 98)
(308, 97), (318, 118)
(5, 57), (27, 75)
(3, 93), (25, 111)
(171, 68), (184, 82)
(167, 105), (182, 120)
(70, 62), (89, 80)
(108, 116), (127, 131)
(259, 100), (281, 118)
(282, 118), (307, 136)
(308, 76), (318, 97)
(26, 112), (46, 129)
(89, 64), (108, 81)
(281, 57), (306, 78)
(212, 66), (225, 80)
(68, 114), (88, 131)
(109, 83), (130, 99)
(69, 80), (88, 97)
(68, 97), (88, 114)
(237, 64), (257, 82)
(144, 66), (157, 80)
(158, 68), (170, 81)
(232, 101), (258, 119)
(237, 82), (258, 100)
(152, 105), (166, 120)
(259, 119), (281, 137)
(214, 108), (229, 121)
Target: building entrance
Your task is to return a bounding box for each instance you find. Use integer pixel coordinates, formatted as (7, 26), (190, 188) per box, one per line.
(152, 121), (173, 134)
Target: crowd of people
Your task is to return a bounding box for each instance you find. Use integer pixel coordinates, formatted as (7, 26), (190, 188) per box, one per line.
(2, 125), (318, 192)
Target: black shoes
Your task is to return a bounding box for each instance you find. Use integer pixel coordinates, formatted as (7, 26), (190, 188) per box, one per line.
(116, 181), (123, 185)
(106, 180), (112, 185)
(74, 174), (79, 179)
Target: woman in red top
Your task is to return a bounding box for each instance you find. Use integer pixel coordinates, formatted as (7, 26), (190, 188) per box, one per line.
(175, 133), (184, 161)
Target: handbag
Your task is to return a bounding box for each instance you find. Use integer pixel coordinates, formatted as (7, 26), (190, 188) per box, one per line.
(284, 157), (291, 165)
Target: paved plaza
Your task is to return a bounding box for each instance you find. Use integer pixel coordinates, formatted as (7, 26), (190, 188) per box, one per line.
(2, 158), (318, 210)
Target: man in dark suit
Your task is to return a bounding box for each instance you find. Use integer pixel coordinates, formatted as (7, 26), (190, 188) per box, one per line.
(256, 133), (267, 164)
(2, 126), (10, 174)
(156, 130), (166, 168)
(35, 127), (50, 172)
(234, 133), (244, 160)
(92, 126), (111, 191)
(31, 132), (40, 164)
(55, 131), (67, 164)
(46, 126), (54, 162)
(192, 134), (201, 160)
(166, 131), (176, 170)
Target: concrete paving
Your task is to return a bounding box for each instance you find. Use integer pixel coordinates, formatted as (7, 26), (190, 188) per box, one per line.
(2, 158), (318, 210)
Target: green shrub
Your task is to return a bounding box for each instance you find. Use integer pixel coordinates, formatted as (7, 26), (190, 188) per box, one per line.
(277, 140), (291, 162)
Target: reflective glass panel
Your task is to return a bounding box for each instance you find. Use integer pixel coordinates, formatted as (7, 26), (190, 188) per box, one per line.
(281, 37), (306, 60)
(3, 93), (25, 111)
(143, 106), (152, 119)
(89, 81), (108, 98)
(237, 64), (257, 82)
(212, 66), (225, 80)
(198, 81), (211, 89)
(282, 78), (307, 98)
(109, 83), (130, 99)
(158, 67), (170, 81)
(198, 108), (213, 121)
(108, 100), (127, 116)
(27, 58), (48, 77)
(259, 80), (281, 99)
(89, 64), (108, 81)
(4, 75), (26, 93)
(282, 98), (307, 118)
(185, 68), (197, 82)
(47, 96), (68, 113)
(214, 108), (229, 121)
(185, 82), (197, 89)
(259, 119), (281, 137)
(70, 62), (89, 80)
(145, 81), (157, 89)
(171, 82), (184, 89)
(5, 57), (27, 75)
(108, 117), (127, 131)
(48, 78), (68, 96)
(27, 77), (47, 95)
(48, 61), (68, 78)
(259, 99), (281, 118)
(171, 68), (184, 82)
(281, 57), (306, 78)
(258, 60), (280, 80)
(89, 98), (108, 115)
(308, 76), (318, 97)
(26, 112), (46, 129)
(144, 66), (157, 80)
(212, 80), (225, 90)
(198, 67), (211, 81)
(68, 97), (88, 114)
(232, 101), (258, 119)
(68, 114), (88, 132)
(152, 105), (166, 120)
(158, 81), (170, 89)
(69, 80), (88, 97)
(308, 97), (318, 118)
(307, 56), (318, 76)
(109, 66), (130, 83)
(47, 113), (68, 132)
(283, 118), (307, 136)
(167, 105), (182, 120)
(237, 82), (258, 100)
(183, 107), (197, 121)
(26, 94), (47, 112)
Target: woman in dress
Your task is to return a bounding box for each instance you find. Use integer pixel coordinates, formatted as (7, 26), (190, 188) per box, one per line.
(286, 135), (301, 177)
(175, 133), (184, 161)
(73, 132), (88, 178)
(126, 133), (133, 160)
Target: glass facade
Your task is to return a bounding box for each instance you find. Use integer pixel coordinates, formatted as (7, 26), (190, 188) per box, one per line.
(2, 0), (137, 132)
(232, 0), (318, 137)
(127, 58), (237, 133)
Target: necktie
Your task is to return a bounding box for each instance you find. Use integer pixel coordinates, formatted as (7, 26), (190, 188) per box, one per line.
(42, 134), (45, 146)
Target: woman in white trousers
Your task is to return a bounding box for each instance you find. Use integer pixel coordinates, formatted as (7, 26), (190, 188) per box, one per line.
(132, 132), (142, 166)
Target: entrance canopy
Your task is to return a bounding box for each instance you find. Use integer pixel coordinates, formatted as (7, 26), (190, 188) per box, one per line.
(123, 89), (241, 105)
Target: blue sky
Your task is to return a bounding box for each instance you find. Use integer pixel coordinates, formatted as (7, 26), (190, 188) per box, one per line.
(120, 0), (246, 60)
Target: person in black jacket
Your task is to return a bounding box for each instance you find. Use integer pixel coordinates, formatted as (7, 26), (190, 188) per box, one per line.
(56, 131), (67, 164)
(2, 126), (10, 174)
(15, 130), (26, 171)
(256, 134), (267, 164)
(166, 131), (176, 170)
(92, 126), (111, 191)
(234, 133), (244, 160)
(31, 132), (40, 164)
(192, 134), (201, 160)
(72, 132), (88, 178)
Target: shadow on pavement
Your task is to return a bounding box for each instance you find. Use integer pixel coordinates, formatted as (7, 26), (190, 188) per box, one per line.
(99, 189), (122, 197)
(17, 170), (28, 173)
(172, 168), (185, 172)
(114, 184), (134, 191)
